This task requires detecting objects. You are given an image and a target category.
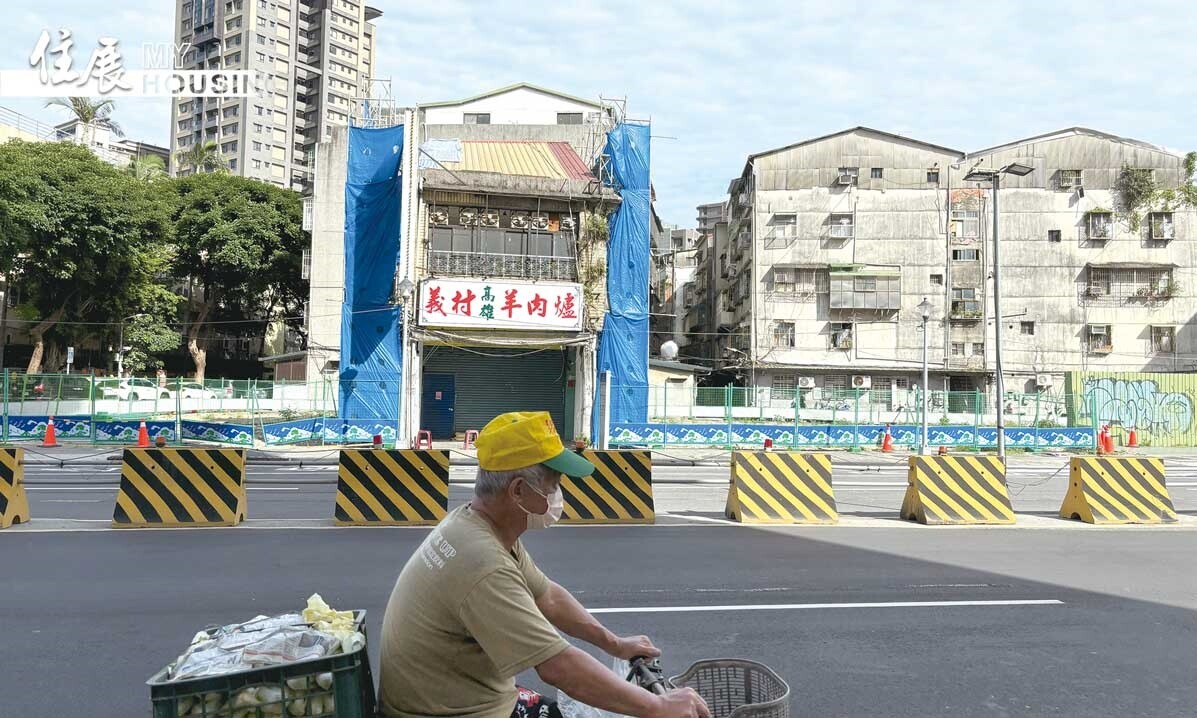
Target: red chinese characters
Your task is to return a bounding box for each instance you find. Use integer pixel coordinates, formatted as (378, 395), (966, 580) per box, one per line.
(424, 286), (447, 316)
(554, 293), (578, 319)
(527, 293), (548, 318)
(500, 288), (522, 318)
(451, 289), (476, 316)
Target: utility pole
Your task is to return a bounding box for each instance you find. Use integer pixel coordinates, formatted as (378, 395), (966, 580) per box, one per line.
(964, 162), (1031, 461)
(991, 173), (1006, 460)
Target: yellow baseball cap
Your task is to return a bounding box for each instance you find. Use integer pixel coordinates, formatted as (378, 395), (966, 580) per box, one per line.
(475, 411), (595, 478)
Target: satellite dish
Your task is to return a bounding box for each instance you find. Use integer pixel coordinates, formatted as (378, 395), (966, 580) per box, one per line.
(660, 341), (679, 360)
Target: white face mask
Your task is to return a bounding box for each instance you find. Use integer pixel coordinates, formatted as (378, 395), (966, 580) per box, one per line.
(518, 481), (564, 530)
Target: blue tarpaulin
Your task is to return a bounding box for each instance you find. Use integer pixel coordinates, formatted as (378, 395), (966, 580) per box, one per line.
(593, 123), (651, 437)
(339, 125), (405, 421)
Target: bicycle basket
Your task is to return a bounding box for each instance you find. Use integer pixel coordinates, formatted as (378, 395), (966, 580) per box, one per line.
(670, 659), (790, 718)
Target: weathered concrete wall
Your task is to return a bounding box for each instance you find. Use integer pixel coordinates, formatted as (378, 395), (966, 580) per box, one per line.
(305, 126), (350, 379)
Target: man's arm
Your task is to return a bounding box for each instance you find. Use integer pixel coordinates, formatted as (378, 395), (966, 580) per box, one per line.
(536, 581), (657, 659)
(537, 646), (709, 718)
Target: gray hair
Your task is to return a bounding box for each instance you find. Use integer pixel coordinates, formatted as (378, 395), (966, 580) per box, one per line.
(474, 463), (560, 499)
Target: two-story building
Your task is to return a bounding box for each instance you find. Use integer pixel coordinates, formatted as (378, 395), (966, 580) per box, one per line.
(307, 83), (622, 440)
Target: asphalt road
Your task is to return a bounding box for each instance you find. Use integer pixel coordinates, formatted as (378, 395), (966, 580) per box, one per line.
(2, 524), (1196, 717)
(18, 460), (1197, 523)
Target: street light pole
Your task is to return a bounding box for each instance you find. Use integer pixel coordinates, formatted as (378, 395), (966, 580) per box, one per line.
(991, 174), (1006, 460)
(918, 297), (931, 455)
(964, 162), (1031, 462)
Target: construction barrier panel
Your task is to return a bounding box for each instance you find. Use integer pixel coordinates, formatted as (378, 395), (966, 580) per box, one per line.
(560, 450), (654, 524)
(0, 448), (29, 529)
(1061, 457), (1177, 524)
(901, 455), (1015, 525)
(334, 449), (449, 526)
(725, 452), (837, 524)
(113, 448), (247, 528)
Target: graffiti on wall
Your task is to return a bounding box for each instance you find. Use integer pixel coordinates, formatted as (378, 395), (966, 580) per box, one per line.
(1084, 377), (1194, 437)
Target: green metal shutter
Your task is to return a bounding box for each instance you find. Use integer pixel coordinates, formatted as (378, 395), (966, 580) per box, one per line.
(421, 347), (568, 437)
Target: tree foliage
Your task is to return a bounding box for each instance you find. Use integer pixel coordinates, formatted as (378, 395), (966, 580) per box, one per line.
(176, 141), (228, 175)
(0, 140), (171, 372)
(168, 173), (305, 379)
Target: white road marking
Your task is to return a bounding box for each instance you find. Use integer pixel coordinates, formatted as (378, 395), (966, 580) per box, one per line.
(246, 487), (299, 491)
(40, 499), (103, 503)
(26, 487), (114, 491)
(1168, 482), (1197, 487)
(589, 599), (1065, 614)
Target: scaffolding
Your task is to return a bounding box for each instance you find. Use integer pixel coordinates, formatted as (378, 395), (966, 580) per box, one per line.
(350, 77), (402, 128)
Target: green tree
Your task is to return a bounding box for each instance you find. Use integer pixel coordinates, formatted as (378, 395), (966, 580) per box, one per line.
(126, 154), (167, 182)
(168, 173), (305, 380)
(0, 140), (171, 372)
(176, 141), (228, 175)
(44, 97), (123, 147)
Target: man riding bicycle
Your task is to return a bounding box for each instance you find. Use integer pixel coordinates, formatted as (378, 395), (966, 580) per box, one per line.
(379, 411), (710, 718)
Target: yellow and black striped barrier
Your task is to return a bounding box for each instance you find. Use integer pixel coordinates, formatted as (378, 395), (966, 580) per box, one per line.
(0, 448), (29, 529)
(560, 450), (654, 524)
(334, 449), (449, 526)
(725, 452), (837, 524)
(1061, 457), (1177, 524)
(901, 455), (1015, 525)
(112, 448), (247, 528)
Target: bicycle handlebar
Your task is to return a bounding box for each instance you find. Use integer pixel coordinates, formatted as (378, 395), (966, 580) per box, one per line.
(627, 656), (672, 695)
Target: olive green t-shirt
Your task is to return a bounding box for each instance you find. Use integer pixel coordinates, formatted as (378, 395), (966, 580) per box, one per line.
(379, 505), (570, 718)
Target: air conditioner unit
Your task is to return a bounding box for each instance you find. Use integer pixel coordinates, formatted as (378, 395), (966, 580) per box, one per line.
(459, 208), (478, 226)
(510, 213), (530, 230)
(851, 375), (871, 389)
(429, 209), (448, 226)
(530, 213), (550, 230)
(559, 216), (576, 231)
(797, 377), (816, 389)
(837, 174), (854, 185)
(479, 209), (500, 227)
(1035, 374), (1053, 388)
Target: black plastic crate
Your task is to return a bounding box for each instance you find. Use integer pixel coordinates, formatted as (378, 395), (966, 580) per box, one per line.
(147, 611), (375, 718)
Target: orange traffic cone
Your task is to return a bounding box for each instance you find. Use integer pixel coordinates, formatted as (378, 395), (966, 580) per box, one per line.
(136, 420), (151, 448)
(42, 416), (60, 448)
(881, 426), (894, 453)
(1127, 428), (1139, 448)
(937, 445), (948, 456)
(1097, 425), (1110, 455)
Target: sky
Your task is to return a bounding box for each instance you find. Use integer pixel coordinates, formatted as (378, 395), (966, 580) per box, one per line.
(2, 0), (1195, 225)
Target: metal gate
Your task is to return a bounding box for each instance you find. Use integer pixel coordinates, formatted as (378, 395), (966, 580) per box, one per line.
(421, 347), (567, 437)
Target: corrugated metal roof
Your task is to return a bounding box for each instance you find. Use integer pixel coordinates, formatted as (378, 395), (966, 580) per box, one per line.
(440, 140), (594, 180)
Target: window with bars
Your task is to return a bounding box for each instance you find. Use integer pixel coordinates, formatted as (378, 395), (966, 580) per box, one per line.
(829, 274), (900, 310)
(1084, 267), (1173, 301)
(772, 375), (797, 393)
(951, 287), (981, 317)
(1152, 326), (1175, 354)
(952, 249), (979, 261)
(823, 375), (847, 392)
(829, 323), (853, 349)
(771, 321), (795, 348)
(770, 268), (825, 296)
(1086, 325), (1112, 353)
(1086, 211), (1113, 240)
(1059, 169), (1083, 189)
(951, 209), (979, 239)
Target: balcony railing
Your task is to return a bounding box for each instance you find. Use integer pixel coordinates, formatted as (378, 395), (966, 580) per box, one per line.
(428, 251), (577, 282)
(828, 224), (854, 239)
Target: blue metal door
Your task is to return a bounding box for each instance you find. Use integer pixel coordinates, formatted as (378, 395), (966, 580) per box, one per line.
(421, 374), (456, 439)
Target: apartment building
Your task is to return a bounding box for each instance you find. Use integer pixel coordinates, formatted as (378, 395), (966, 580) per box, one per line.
(170, 0), (380, 191)
(701, 126), (1195, 413)
(686, 201), (727, 364)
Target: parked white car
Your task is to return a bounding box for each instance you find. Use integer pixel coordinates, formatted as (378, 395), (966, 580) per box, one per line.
(178, 382), (219, 399)
(98, 378), (173, 401)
